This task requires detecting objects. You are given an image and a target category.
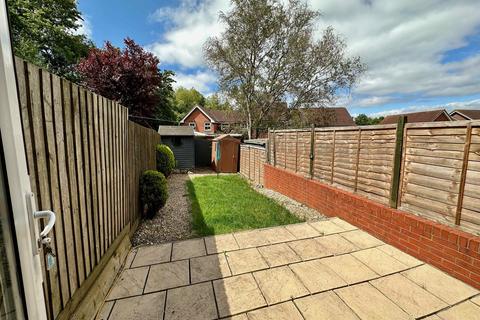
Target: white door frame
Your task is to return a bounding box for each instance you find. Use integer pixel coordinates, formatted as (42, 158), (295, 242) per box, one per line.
(0, 0), (48, 318)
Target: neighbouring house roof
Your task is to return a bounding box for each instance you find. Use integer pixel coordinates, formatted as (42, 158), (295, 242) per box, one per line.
(179, 105), (243, 124)
(158, 125), (194, 136)
(299, 107), (356, 127)
(450, 109), (480, 120)
(380, 109), (451, 124)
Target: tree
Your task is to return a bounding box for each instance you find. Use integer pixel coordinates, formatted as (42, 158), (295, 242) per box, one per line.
(204, 0), (365, 138)
(205, 93), (233, 111)
(76, 38), (176, 128)
(8, 0), (93, 81)
(174, 87), (206, 118)
(355, 113), (384, 125)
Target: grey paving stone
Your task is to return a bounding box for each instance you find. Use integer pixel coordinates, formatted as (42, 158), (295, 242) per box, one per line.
(294, 291), (360, 320)
(108, 292), (165, 320)
(315, 234), (358, 255)
(131, 244), (172, 268)
(190, 253), (231, 283)
(290, 259), (347, 293)
(377, 244), (423, 268)
(437, 301), (480, 320)
(257, 243), (301, 267)
(144, 260), (189, 293)
(253, 266), (308, 304)
(233, 230), (269, 248)
(106, 267), (149, 300)
(225, 248), (268, 275)
(260, 226), (296, 244)
(309, 220), (345, 235)
(321, 254), (378, 284)
(340, 230), (384, 249)
(171, 238), (206, 261)
(204, 234), (239, 254)
(352, 247), (409, 275)
(287, 238), (331, 260)
(284, 223), (321, 239)
(247, 302), (303, 320)
(164, 282), (217, 320)
(95, 301), (114, 320)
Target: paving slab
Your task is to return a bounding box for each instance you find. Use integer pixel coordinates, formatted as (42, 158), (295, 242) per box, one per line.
(472, 295), (480, 306)
(340, 229), (384, 249)
(284, 223), (321, 239)
(436, 301), (480, 320)
(123, 250), (137, 269)
(287, 238), (331, 260)
(335, 283), (411, 320)
(246, 302), (303, 320)
(106, 267), (149, 300)
(213, 273), (267, 318)
(144, 260), (189, 293)
(233, 230), (269, 248)
(164, 282), (217, 320)
(294, 291), (360, 320)
(96, 301), (114, 320)
(315, 234), (358, 255)
(253, 266), (308, 304)
(321, 254), (378, 284)
(204, 234), (239, 254)
(330, 218), (358, 231)
(352, 247), (409, 276)
(225, 248), (268, 275)
(402, 264), (479, 305)
(260, 226), (296, 243)
(171, 238), (206, 261)
(131, 244), (171, 268)
(377, 244), (423, 268)
(190, 253), (231, 283)
(290, 259), (347, 293)
(371, 273), (448, 318)
(108, 292), (165, 320)
(221, 315), (248, 320)
(308, 220), (345, 235)
(257, 243), (301, 267)
(424, 315), (443, 320)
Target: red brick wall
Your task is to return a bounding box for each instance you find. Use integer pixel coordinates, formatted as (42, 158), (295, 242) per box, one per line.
(264, 164), (480, 289)
(181, 109), (218, 133)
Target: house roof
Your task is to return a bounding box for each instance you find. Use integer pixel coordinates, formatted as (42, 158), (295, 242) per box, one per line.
(179, 105), (243, 124)
(158, 125), (194, 136)
(212, 134), (241, 142)
(450, 109), (480, 120)
(380, 109), (451, 124)
(300, 107), (356, 127)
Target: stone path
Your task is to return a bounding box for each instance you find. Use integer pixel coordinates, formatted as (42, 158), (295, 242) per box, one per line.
(97, 218), (480, 320)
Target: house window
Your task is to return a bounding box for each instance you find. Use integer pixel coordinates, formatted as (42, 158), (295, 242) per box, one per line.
(204, 122), (211, 131)
(189, 122), (196, 128)
(221, 123), (230, 131)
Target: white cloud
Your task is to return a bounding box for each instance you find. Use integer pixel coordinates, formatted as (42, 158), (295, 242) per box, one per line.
(147, 0), (480, 107)
(369, 98), (480, 117)
(173, 70), (217, 95)
(74, 15), (93, 38)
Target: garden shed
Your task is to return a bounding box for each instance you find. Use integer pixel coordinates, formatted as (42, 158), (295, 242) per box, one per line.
(158, 125), (195, 170)
(211, 134), (241, 173)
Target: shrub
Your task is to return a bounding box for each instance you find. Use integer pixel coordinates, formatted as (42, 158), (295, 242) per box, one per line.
(156, 144), (175, 177)
(139, 170), (168, 219)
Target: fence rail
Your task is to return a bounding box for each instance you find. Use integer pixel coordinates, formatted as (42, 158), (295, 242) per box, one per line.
(267, 121), (480, 234)
(15, 57), (160, 319)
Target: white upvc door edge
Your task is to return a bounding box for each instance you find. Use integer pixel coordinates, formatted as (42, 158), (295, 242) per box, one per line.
(0, 1), (48, 319)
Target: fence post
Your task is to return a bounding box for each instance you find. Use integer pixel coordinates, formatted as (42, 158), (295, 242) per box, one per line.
(354, 128), (362, 192)
(331, 130), (336, 184)
(309, 124), (315, 178)
(267, 129), (271, 164)
(272, 130), (276, 167)
(389, 116), (406, 208)
(455, 124), (472, 225)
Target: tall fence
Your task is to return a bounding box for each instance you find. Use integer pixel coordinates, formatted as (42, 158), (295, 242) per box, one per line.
(240, 144), (266, 186)
(268, 121), (480, 234)
(15, 58), (160, 319)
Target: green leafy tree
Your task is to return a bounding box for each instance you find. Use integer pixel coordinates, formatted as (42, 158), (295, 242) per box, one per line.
(355, 113), (384, 125)
(204, 0), (365, 138)
(7, 0), (93, 81)
(205, 93), (233, 111)
(174, 87), (206, 118)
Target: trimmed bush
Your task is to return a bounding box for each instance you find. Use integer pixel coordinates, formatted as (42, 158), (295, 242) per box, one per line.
(156, 144), (175, 177)
(139, 170), (168, 219)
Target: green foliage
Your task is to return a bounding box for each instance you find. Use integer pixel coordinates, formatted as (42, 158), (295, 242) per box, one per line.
(174, 87), (205, 119)
(355, 114), (384, 125)
(156, 144), (176, 177)
(139, 170), (168, 219)
(8, 0), (93, 81)
(188, 175), (301, 236)
(205, 93), (233, 111)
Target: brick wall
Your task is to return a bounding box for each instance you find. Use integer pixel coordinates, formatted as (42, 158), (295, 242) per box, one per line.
(264, 163), (480, 289)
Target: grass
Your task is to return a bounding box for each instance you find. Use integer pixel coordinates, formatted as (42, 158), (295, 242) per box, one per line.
(188, 174), (302, 236)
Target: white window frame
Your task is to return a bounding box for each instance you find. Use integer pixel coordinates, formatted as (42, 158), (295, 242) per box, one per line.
(189, 122), (196, 129)
(204, 122), (211, 131)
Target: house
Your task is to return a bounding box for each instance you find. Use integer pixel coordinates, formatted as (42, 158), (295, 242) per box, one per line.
(450, 109), (480, 121)
(158, 126), (195, 170)
(292, 107), (356, 127)
(179, 106), (243, 134)
(380, 109), (452, 124)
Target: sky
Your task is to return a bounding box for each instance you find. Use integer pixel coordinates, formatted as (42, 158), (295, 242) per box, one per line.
(77, 0), (480, 117)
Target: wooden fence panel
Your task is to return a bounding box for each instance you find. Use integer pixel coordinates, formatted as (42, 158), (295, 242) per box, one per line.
(15, 58), (160, 319)
(240, 144), (266, 186)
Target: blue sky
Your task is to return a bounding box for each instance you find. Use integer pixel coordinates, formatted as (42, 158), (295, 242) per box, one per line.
(77, 0), (480, 117)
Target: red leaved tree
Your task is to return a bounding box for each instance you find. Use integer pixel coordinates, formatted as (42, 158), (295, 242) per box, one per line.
(76, 38), (175, 128)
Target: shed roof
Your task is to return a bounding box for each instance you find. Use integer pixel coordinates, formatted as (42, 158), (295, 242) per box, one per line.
(212, 134), (241, 143)
(158, 125), (194, 136)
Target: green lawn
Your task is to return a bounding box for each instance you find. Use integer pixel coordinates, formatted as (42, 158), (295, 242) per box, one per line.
(188, 175), (302, 236)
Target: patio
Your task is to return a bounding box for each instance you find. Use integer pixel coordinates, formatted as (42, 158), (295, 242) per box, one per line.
(97, 218), (480, 320)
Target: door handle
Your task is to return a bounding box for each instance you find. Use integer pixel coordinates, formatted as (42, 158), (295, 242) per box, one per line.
(33, 210), (56, 237)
